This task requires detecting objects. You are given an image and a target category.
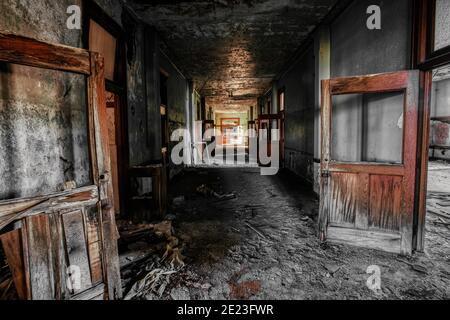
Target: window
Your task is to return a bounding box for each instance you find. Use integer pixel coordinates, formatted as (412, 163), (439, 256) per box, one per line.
(434, 0), (450, 51)
(0, 64), (91, 200)
(331, 92), (404, 164)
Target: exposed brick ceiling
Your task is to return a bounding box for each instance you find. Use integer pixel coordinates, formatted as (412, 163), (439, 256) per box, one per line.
(129, 0), (338, 111)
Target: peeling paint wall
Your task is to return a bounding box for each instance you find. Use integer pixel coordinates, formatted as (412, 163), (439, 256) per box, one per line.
(125, 17), (150, 167)
(331, 0), (412, 78)
(277, 46), (315, 184)
(0, 0), (153, 201)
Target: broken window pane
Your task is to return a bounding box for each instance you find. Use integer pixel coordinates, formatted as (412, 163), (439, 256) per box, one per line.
(331, 92), (404, 164)
(0, 63), (92, 200)
(434, 0), (450, 51)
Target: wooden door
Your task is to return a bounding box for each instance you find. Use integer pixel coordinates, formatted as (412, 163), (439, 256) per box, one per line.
(0, 33), (122, 299)
(319, 71), (420, 255)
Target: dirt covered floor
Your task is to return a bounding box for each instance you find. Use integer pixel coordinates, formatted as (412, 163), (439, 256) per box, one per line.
(119, 166), (450, 300)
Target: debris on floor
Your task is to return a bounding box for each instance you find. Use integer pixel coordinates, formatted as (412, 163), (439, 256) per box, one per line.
(124, 264), (180, 300)
(117, 165), (450, 300)
(0, 246), (17, 300)
(157, 167), (450, 300)
(196, 184), (237, 201)
(118, 219), (186, 299)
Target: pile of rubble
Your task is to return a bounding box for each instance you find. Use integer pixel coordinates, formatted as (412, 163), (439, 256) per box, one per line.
(118, 220), (186, 300)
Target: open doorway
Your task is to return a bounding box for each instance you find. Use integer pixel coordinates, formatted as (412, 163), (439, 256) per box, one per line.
(425, 65), (450, 257)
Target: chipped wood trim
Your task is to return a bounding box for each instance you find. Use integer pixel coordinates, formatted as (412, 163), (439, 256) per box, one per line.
(0, 186), (99, 231)
(0, 32), (91, 75)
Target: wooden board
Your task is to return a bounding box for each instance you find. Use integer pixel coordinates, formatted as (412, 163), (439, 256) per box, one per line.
(327, 226), (402, 254)
(0, 33), (90, 75)
(85, 212), (103, 284)
(62, 210), (92, 294)
(0, 230), (28, 299)
(24, 215), (54, 300)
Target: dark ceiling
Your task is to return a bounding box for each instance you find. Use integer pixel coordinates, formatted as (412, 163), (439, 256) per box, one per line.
(129, 0), (338, 111)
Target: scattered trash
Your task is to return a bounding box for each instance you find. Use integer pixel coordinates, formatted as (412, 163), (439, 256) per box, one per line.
(153, 221), (174, 239)
(324, 264), (341, 275)
(436, 202), (450, 208)
(396, 258), (428, 275)
(125, 264), (180, 300)
(245, 222), (269, 241)
(119, 219), (187, 299)
(196, 184), (236, 201)
(427, 209), (450, 220)
(170, 287), (191, 300)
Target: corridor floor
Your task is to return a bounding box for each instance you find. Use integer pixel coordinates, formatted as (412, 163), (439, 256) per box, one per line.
(122, 168), (450, 300)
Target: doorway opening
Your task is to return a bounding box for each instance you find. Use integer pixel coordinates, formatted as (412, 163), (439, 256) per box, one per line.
(425, 64), (450, 258)
(84, 0), (129, 217)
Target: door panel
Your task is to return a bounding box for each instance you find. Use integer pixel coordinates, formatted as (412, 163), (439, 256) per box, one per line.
(0, 32), (122, 300)
(319, 71), (420, 255)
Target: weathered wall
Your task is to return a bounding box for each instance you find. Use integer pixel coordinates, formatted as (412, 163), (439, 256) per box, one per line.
(124, 13), (150, 167)
(272, 0), (412, 191)
(331, 0), (412, 78)
(329, 0), (411, 165)
(159, 52), (190, 178)
(0, 0), (152, 200)
(435, 0), (450, 50)
(276, 46), (315, 184)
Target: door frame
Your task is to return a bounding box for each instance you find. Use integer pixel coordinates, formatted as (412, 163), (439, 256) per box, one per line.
(220, 118), (241, 145)
(277, 87), (286, 166)
(412, 0), (450, 251)
(0, 31), (121, 299)
(83, 0), (130, 218)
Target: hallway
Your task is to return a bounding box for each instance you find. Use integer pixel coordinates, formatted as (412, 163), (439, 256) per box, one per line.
(120, 168), (450, 300)
(1, 0), (450, 302)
